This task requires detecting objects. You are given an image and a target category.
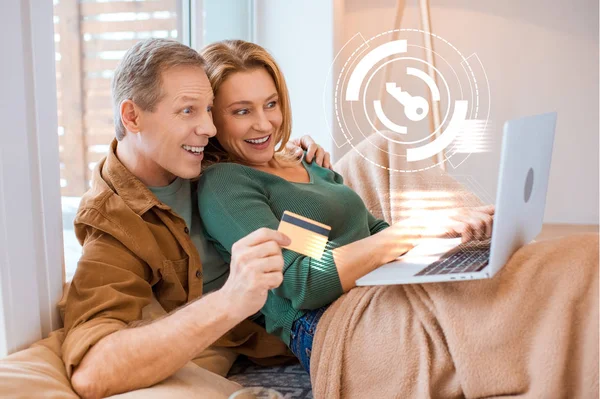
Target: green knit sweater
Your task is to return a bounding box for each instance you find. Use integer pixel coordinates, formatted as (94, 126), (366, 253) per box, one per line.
(198, 157), (389, 345)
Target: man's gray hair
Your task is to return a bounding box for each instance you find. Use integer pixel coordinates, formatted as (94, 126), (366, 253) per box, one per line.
(111, 38), (205, 140)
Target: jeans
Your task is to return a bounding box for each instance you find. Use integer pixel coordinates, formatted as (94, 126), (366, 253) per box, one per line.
(289, 306), (328, 374)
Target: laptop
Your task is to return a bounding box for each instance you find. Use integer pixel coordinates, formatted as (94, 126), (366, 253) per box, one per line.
(356, 112), (557, 286)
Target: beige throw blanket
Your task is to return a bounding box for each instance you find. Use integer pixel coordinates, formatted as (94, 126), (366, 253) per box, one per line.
(312, 134), (599, 398)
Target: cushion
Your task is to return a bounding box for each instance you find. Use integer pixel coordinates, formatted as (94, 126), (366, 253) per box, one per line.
(0, 331), (77, 398)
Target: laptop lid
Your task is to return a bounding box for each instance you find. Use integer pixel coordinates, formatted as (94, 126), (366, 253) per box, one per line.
(487, 112), (557, 276)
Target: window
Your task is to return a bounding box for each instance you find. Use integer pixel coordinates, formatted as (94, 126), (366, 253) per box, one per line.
(54, 0), (256, 280)
(53, 0), (183, 280)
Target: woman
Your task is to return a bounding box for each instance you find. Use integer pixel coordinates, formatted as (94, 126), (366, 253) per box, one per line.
(196, 40), (495, 374)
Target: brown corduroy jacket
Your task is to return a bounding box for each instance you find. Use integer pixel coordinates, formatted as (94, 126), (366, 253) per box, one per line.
(59, 139), (291, 378)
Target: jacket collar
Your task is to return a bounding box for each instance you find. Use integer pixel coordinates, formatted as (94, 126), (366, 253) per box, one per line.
(99, 138), (171, 215)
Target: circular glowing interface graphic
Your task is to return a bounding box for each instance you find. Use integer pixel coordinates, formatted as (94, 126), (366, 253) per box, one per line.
(331, 29), (491, 173)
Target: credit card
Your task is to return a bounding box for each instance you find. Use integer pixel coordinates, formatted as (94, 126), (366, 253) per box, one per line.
(277, 210), (331, 260)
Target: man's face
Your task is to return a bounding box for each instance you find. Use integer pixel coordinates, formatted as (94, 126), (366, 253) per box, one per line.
(136, 65), (216, 185)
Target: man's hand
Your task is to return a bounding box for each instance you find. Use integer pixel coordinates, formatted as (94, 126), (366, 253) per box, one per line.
(70, 230), (292, 399)
(220, 228), (291, 319)
(286, 135), (333, 170)
(403, 205), (495, 243)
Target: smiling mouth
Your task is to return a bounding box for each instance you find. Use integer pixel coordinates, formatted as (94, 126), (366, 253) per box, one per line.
(181, 144), (205, 154)
(244, 135), (271, 145)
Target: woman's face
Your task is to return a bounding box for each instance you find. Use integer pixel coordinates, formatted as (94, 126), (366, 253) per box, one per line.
(212, 68), (283, 166)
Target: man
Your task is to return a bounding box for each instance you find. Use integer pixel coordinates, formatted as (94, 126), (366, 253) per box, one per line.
(62, 38), (331, 398)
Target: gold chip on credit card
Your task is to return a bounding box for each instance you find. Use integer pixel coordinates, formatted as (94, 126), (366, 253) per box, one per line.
(277, 211), (331, 260)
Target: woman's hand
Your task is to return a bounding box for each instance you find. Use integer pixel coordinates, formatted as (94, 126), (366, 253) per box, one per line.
(286, 135), (333, 170)
(403, 205), (495, 243)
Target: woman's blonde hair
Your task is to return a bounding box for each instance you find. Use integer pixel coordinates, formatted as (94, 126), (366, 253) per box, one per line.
(200, 40), (297, 167)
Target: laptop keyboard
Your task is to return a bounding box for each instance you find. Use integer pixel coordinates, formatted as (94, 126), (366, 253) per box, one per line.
(415, 239), (491, 276)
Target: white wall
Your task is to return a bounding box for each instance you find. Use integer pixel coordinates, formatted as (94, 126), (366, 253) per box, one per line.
(0, 0), (64, 356)
(203, 0), (252, 45)
(339, 0), (599, 225)
(254, 0), (335, 155)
